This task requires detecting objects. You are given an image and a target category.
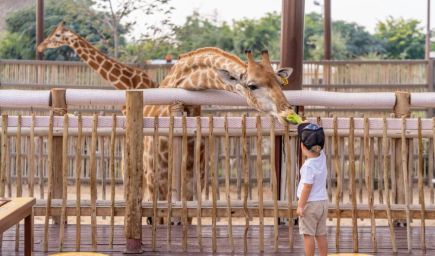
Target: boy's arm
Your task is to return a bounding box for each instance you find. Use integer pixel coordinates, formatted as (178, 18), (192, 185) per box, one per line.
(297, 183), (312, 216)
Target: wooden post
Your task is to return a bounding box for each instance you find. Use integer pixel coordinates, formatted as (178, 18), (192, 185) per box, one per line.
(280, 0), (305, 212)
(124, 91), (144, 254)
(50, 88), (67, 224)
(393, 92), (410, 215)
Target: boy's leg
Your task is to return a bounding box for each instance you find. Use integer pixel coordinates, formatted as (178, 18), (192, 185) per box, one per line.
(315, 235), (327, 256)
(303, 234), (315, 256)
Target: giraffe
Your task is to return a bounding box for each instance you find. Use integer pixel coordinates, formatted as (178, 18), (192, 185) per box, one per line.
(143, 47), (297, 224)
(37, 22), (158, 90)
(37, 23), (299, 225)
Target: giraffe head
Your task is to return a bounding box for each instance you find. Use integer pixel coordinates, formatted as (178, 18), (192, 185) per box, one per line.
(217, 50), (298, 124)
(37, 22), (74, 52)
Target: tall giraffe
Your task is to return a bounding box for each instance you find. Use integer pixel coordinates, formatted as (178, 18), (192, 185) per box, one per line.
(38, 23), (299, 224)
(37, 22), (158, 89)
(144, 47), (297, 224)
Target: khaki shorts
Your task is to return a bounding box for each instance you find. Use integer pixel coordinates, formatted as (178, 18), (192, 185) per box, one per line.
(299, 200), (328, 236)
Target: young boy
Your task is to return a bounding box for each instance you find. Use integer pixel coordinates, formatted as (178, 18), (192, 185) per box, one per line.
(296, 123), (328, 256)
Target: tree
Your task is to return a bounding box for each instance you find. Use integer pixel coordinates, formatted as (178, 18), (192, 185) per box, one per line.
(92, 0), (174, 58)
(0, 0), (123, 60)
(333, 20), (384, 58)
(173, 11), (235, 55)
(375, 17), (425, 59)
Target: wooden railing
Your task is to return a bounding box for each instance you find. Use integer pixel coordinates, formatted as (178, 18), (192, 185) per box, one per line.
(0, 59), (430, 91)
(0, 89), (434, 253)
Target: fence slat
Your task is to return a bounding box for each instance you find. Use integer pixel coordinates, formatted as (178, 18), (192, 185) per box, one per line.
(417, 117), (426, 251)
(194, 116), (202, 251)
(383, 117), (397, 252)
(255, 116), (264, 252)
(225, 115), (234, 252)
(43, 113), (53, 252)
(0, 114), (7, 197)
(209, 115), (217, 253)
(284, 121), (293, 250)
(59, 114), (69, 250)
(109, 114), (115, 249)
(15, 114), (21, 252)
(90, 114), (98, 251)
(166, 115), (174, 249)
(181, 114), (188, 252)
(75, 114), (83, 251)
(402, 117), (412, 253)
(333, 116), (341, 250)
(29, 113), (35, 197)
(349, 117), (358, 252)
(270, 117), (278, 252)
(151, 116), (158, 251)
(365, 117), (377, 251)
(242, 114), (250, 253)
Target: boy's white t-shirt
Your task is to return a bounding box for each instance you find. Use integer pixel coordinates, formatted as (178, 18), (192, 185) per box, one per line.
(296, 151), (328, 202)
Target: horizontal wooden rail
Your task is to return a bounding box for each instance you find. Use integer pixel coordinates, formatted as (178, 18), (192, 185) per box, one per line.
(32, 199), (435, 219)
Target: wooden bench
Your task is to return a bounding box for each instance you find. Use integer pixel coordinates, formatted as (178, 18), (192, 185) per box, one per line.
(0, 197), (35, 256)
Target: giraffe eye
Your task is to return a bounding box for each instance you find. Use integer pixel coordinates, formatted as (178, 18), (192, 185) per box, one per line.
(55, 33), (61, 37)
(247, 84), (258, 90)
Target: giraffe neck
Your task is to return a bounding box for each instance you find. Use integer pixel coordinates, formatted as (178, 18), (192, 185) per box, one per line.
(66, 34), (158, 89)
(160, 47), (246, 91)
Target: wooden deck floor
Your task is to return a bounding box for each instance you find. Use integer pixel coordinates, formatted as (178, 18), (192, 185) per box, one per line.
(1, 224), (434, 255)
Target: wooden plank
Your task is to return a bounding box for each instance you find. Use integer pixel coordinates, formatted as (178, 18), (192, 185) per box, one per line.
(166, 115), (174, 249)
(59, 114), (69, 250)
(209, 115), (217, 253)
(349, 117), (358, 252)
(181, 114), (188, 252)
(109, 114), (115, 249)
(256, 116), (264, 252)
(224, 115), (234, 252)
(383, 117), (397, 252)
(43, 113), (53, 252)
(402, 117), (412, 253)
(284, 121), (293, 250)
(90, 114), (98, 251)
(0, 114), (7, 197)
(15, 115), (22, 252)
(241, 114), (249, 253)
(269, 117), (278, 252)
(38, 136), (44, 200)
(152, 116), (159, 251)
(333, 116), (341, 250)
(364, 117), (377, 251)
(432, 117), (435, 204)
(194, 116), (202, 251)
(75, 114), (83, 251)
(417, 117), (426, 251)
(28, 113), (35, 197)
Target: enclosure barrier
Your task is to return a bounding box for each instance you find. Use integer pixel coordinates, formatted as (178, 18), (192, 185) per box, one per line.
(0, 89), (435, 253)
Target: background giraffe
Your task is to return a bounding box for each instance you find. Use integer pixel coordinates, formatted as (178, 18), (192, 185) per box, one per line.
(37, 22), (158, 90)
(38, 24), (297, 224)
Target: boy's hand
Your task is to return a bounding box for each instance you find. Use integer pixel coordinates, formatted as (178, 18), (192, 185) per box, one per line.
(297, 206), (304, 217)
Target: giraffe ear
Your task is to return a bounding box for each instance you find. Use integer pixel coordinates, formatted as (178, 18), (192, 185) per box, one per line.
(276, 68), (293, 79)
(217, 69), (240, 86)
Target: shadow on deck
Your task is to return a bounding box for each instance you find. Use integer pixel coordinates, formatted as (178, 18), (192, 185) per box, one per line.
(1, 224), (434, 255)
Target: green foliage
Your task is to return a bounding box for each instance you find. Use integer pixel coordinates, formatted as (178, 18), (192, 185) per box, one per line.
(0, 0), (126, 60)
(0, 32), (33, 59)
(173, 11), (235, 55)
(375, 17), (425, 59)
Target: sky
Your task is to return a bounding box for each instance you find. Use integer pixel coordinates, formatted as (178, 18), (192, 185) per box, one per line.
(127, 0), (433, 39)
